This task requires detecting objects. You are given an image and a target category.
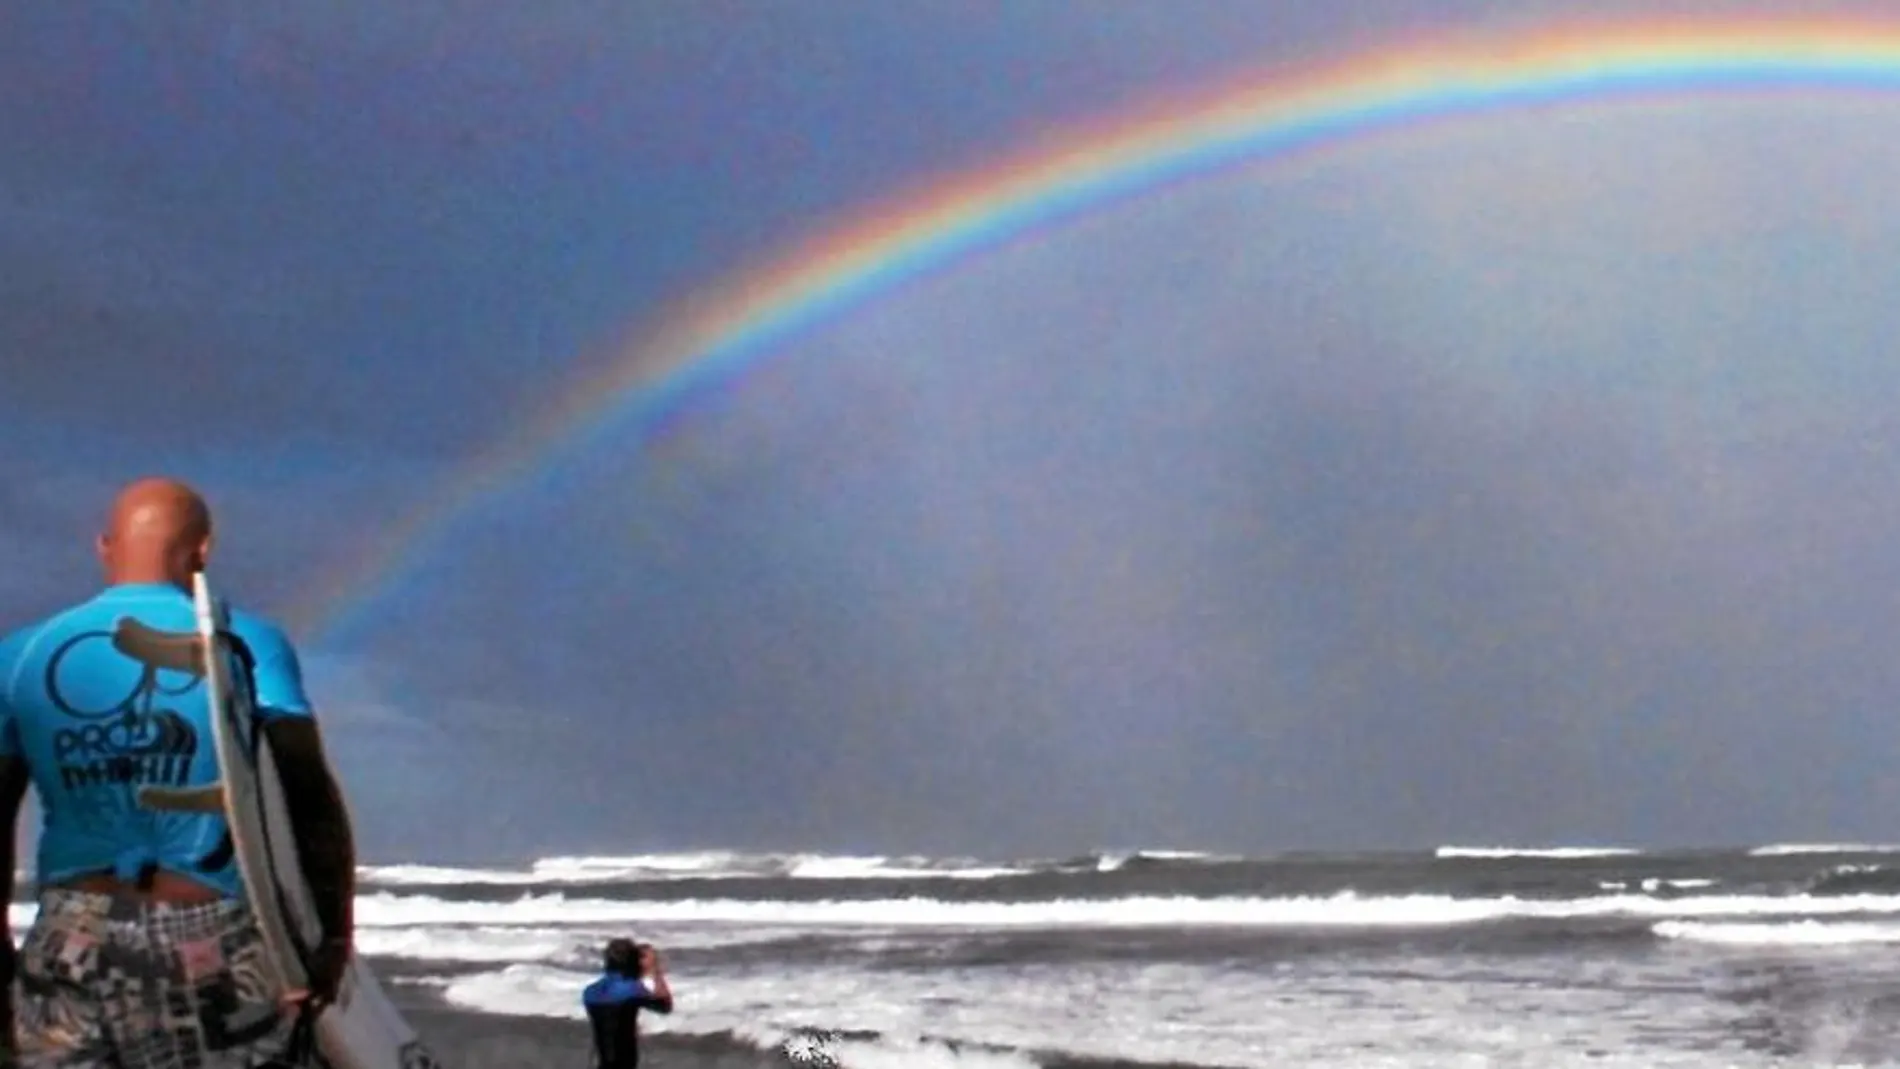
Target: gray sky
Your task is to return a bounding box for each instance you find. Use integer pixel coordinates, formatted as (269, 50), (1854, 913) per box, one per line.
(5, 1), (1900, 862)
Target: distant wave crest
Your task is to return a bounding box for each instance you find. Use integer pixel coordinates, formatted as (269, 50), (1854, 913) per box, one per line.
(1654, 919), (1900, 947)
(353, 844), (1900, 889)
(355, 848), (1245, 887)
(324, 888), (1900, 936)
(1747, 843), (1900, 857)
(1434, 846), (1642, 860)
(357, 851), (1034, 886)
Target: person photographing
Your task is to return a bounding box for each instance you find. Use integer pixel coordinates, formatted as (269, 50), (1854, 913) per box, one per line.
(581, 937), (673, 1068)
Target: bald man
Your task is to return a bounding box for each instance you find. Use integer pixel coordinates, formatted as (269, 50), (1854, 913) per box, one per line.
(0, 478), (357, 1068)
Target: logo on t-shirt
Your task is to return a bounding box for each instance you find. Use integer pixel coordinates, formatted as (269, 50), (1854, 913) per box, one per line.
(44, 630), (202, 799)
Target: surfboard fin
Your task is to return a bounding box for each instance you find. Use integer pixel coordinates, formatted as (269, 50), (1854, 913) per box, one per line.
(112, 618), (206, 674)
(138, 784), (228, 813)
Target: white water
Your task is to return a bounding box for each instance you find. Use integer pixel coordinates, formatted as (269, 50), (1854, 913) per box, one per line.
(18, 886), (1900, 939)
(342, 888), (1900, 930)
(355, 857), (1900, 1066)
(19, 850), (1900, 1066)
(424, 951), (1792, 1068)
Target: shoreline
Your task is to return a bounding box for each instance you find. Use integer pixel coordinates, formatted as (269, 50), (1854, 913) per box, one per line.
(392, 986), (806, 1069)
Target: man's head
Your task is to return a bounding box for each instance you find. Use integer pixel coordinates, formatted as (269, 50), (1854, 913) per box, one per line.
(602, 937), (640, 976)
(95, 477), (214, 589)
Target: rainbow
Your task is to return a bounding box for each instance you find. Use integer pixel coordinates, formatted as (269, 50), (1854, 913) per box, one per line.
(288, 14), (1900, 646)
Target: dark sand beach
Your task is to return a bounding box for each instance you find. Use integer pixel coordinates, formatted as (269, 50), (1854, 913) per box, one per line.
(398, 997), (810, 1069)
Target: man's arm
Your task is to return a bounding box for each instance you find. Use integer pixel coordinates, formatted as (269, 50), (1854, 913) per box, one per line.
(263, 719), (356, 953)
(638, 945), (674, 1015)
(245, 622), (356, 999)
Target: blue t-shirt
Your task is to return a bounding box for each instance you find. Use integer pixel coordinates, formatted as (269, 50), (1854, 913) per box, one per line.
(582, 973), (666, 1009)
(0, 582), (315, 898)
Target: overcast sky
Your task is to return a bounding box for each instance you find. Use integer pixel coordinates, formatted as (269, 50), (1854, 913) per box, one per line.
(6, 1), (1900, 863)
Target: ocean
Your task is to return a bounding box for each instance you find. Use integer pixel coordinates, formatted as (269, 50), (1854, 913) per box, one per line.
(20, 844), (1900, 1068)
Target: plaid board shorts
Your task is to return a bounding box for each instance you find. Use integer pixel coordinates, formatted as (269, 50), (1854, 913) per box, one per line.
(13, 889), (313, 1069)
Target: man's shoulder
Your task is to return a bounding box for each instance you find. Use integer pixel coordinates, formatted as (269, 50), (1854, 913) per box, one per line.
(0, 598), (104, 668)
(581, 974), (643, 1004)
(216, 603), (316, 717)
(225, 607), (299, 655)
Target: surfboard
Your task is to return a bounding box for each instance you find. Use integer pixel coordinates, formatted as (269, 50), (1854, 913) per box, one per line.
(121, 572), (445, 1069)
